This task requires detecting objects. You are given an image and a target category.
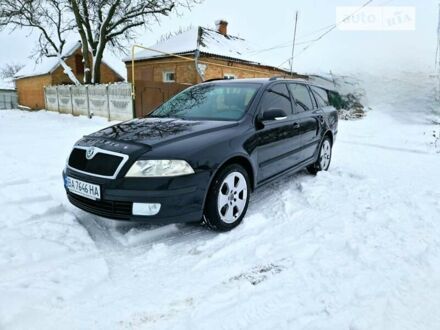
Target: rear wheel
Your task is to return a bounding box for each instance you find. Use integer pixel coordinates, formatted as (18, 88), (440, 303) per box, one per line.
(307, 136), (332, 174)
(204, 164), (250, 231)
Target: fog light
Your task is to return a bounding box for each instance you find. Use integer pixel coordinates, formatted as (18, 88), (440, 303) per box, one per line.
(132, 203), (161, 216)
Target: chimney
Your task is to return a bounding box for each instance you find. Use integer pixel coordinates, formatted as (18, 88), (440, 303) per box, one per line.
(215, 19), (228, 36)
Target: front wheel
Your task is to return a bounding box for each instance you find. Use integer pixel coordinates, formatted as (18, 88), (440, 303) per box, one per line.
(307, 136), (332, 174)
(204, 164), (250, 231)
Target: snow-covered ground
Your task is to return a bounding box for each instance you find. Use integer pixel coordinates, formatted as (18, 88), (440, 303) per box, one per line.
(1, 72), (440, 329)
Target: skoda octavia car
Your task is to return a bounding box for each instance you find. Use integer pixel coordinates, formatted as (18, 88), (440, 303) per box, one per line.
(63, 78), (338, 231)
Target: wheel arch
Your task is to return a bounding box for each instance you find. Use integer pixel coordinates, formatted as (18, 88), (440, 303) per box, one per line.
(217, 155), (255, 190)
(201, 154), (256, 211)
(323, 129), (334, 146)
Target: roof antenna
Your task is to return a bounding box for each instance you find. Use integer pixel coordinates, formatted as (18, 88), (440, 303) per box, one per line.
(289, 11), (299, 77)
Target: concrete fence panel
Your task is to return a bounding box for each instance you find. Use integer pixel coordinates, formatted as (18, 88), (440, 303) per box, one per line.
(88, 85), (109, 118)
(72, 86), (88, 116)
(108, 84), (133, 121)
(0, 91), (18, 110)
(45, 86), (58, 112)
(44, 83), (133, 120)
(57, 86), (72, 114)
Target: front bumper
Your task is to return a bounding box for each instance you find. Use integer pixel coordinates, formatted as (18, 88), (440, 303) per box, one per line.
(63, 167), (210, 224)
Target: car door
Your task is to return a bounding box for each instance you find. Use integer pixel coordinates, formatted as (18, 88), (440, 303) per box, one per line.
(254, 83), (303, 182)
(287, 83), (321, 162)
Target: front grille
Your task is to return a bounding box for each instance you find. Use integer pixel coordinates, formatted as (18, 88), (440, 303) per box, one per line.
(68, 148), (124, 177)
(68, 192), (132, 220)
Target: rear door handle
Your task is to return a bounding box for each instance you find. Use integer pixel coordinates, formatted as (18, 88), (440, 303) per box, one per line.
(293, 122), (300, 129)
(318, 115), (325, 124)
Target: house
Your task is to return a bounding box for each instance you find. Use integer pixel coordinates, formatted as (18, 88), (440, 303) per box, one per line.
(0, 79), (17, 109)
(14, 41), (125, 110)
(125, 20), (306, 117)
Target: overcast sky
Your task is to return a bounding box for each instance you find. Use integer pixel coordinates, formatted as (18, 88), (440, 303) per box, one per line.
(0, 0), (437, 76)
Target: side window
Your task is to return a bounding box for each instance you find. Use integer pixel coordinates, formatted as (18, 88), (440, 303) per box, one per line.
(260, 84), (293, 115)
(311, 86), (330, 107)
(288, 83), (314, 111)
(163, 71), (175, 83)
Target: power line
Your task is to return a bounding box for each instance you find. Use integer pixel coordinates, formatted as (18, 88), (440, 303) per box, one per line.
(243, 0), (377, 63)
(276, 0), (374, 69)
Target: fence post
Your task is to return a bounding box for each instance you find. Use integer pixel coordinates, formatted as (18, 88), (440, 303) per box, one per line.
(131, 82), (136, 118)
(86, 85), (91, 118)
(106, 84), (111, 121)
(69, 86), (74, 115)
(43, 87), (47, 110)
(56, 86), (60, 113)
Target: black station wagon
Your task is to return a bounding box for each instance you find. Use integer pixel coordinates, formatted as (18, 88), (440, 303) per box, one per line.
(63, 78), (338, 231)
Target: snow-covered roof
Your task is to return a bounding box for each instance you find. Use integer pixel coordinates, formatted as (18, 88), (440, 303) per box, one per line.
(0, 78), (15, 90)
(126, 26), (283, 70)
(14, 40), (126, 80)
(14, 41), (81, 79)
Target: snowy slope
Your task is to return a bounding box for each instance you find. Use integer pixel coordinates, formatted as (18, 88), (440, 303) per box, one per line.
(1, 71), (440, 329)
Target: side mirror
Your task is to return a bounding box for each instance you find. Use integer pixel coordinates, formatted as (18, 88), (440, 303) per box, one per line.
(261, 108), (288, 122)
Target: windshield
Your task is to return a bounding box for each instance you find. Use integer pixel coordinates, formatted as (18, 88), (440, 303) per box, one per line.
(150, 83), (261, 121)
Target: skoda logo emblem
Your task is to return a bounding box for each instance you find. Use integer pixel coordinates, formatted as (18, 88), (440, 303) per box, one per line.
(86, 147), (96, 160)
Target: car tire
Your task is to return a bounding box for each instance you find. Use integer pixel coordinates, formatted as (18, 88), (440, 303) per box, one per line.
(307, 136), (332, 175)
(204, 164), (250, 231)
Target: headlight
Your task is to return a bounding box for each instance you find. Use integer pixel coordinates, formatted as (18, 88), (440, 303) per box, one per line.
(125, 160), (194, 177)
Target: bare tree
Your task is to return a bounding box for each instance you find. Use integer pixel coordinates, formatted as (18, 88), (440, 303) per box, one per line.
(1, 0), (199, 85)
(69, 0), (199, 84)
(0, 63), (25, 80)
(0, 0), (80, 84)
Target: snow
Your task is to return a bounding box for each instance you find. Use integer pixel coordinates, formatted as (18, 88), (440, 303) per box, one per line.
(0, 79), (15, 90)
(101, 50), (127, 81)
(14, 40), (126, 81)
(1, 72), (440, 329)
(127, 27), (275, 68)
(14, 41), (82, 79)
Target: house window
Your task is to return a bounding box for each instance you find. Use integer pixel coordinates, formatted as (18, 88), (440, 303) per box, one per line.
(75, 54), (84, 75)
(163, 71), (175, 82)
(224, 73), (236, 80)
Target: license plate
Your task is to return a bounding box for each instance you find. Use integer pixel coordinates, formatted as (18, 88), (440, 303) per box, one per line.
(65, 176), (101, 200)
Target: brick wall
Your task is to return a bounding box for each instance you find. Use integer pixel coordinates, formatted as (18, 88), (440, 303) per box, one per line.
(52, 48), (123, 85)
(127, 57), (198, 85)
(126, 55), (297, 86)
(16, 49), (124, 110)
(200, 56), (288, 80)
(15, 74), (52, 109)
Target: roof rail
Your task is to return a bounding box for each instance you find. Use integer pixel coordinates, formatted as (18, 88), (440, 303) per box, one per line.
(269, 76), (310, 82)
(203, 77), (233, 83)
(269, 76), (285, 81)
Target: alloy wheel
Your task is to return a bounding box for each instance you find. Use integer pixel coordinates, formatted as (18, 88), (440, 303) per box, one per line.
(217, 171), (248, 223)
(320, 140), (331, 170)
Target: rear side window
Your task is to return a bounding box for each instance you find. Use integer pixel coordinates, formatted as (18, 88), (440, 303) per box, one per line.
(311, 86), (330, 107)
(260, 83), (293, 114)
(288, 83), (314, 111)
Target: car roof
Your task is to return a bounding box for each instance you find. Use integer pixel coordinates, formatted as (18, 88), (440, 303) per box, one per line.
(201, 77), (332, 91)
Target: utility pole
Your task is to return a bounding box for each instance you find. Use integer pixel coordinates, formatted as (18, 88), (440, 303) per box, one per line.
(290, 11), (299, 77)
(437, 2), (440, 99)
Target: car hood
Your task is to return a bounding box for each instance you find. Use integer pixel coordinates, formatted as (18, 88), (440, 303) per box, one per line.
(85, 117), (237, 148)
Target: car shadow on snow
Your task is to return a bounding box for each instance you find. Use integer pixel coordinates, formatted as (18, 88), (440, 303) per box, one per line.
(72, 169), (313, 249)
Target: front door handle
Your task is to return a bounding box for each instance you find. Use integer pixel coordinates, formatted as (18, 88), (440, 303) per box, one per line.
(293, 122), (300, 129)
